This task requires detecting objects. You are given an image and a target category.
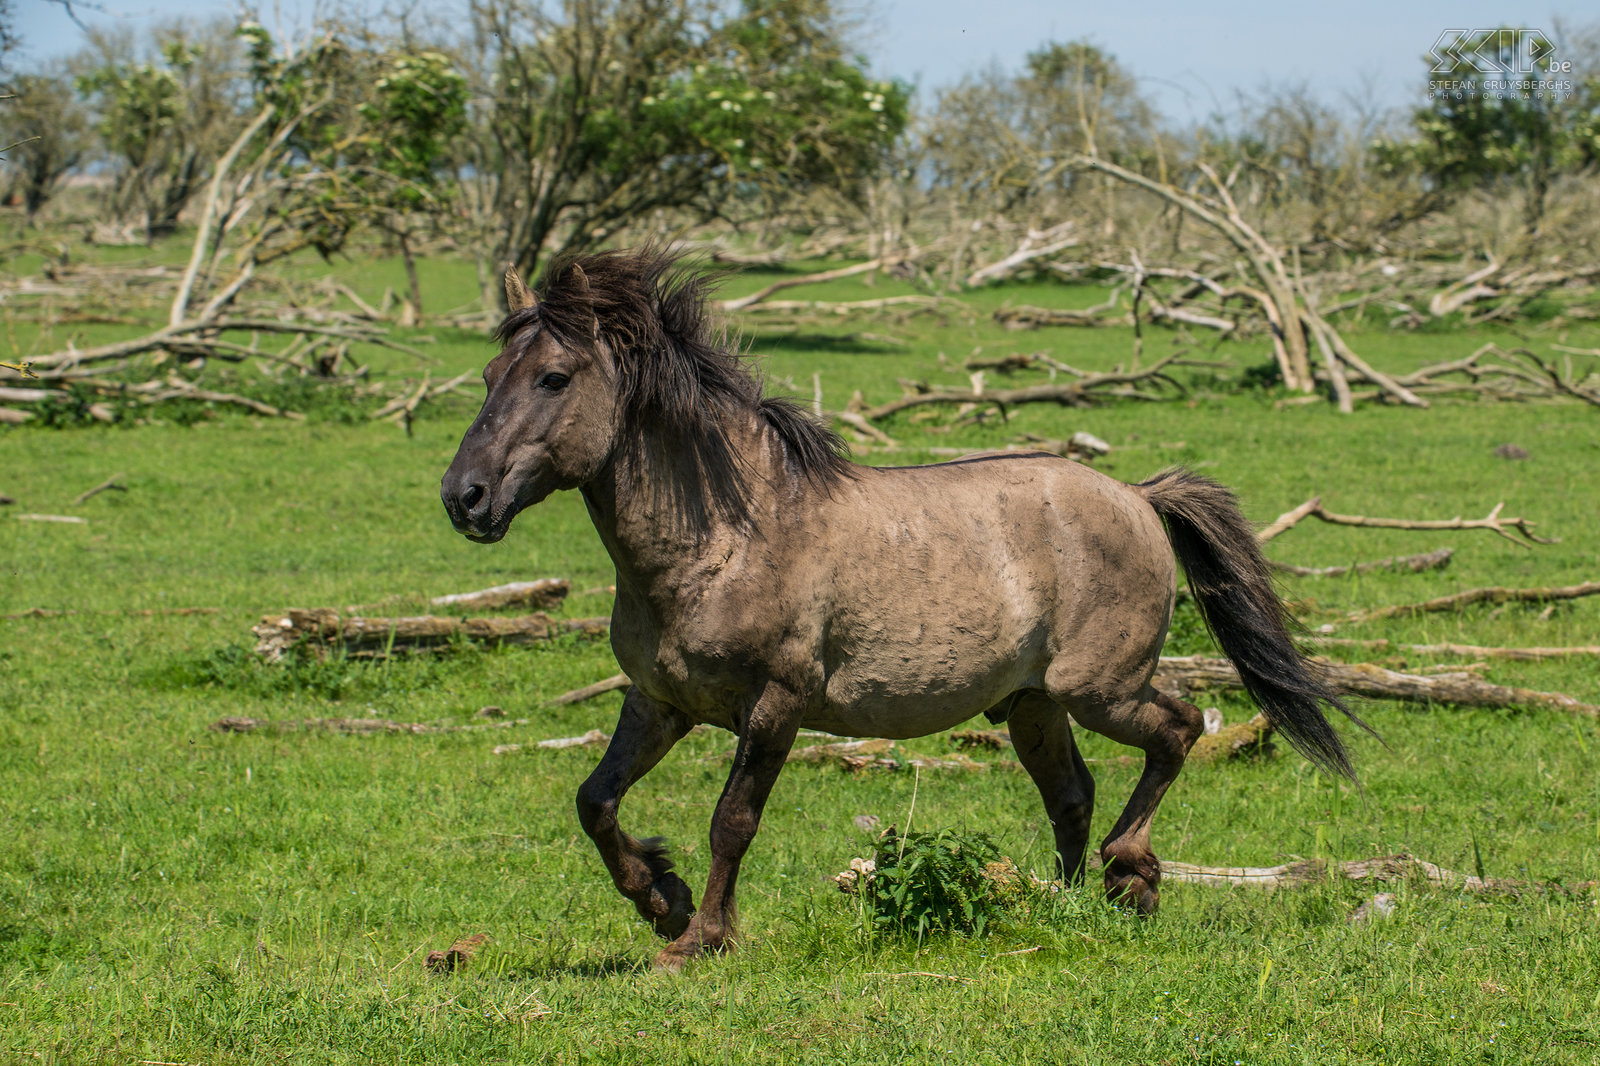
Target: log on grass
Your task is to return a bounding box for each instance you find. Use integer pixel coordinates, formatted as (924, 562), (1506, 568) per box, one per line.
(949, 728), (1014, 750)
(787, 738), (897, 764)
(1156, 655), (1600, 719)
(14, 513), (86, 524)
(0, 386), (69, 403)
(1270, 547), (1453, 578)
(492, 729), (613, 755)
(211, 715), (532, 735)
(1186, 712), (1275, 763)
(550, 673), (631, 705)
(836, 751), (998, 773)
(1158, 853), (1595, 897)
(428, 578), (570, 612)
(251, 608), (608, 661)
(1345, 581), (1600, 623)
(1306, 637), (1600, 662)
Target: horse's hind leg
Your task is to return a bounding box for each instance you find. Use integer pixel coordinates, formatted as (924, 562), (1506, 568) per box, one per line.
(576, 688), (697, 940)
(1008, 691), (1095, 883)
(1065, 684), (1204, 914)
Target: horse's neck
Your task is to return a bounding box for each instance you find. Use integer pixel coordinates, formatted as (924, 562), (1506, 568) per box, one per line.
(580, 413), (783, 592)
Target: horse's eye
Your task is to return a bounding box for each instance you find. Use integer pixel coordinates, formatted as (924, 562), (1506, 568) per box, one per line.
(537, 372), (570, 392)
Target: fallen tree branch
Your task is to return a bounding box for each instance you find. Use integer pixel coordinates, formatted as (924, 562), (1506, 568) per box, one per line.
(865, 354), (1188, 421)
(72, 473), (128, 505)
(9, 317), (425, 380)
(3, 605), (220, 620)
(1158, 852), (1594, 896)
(550, 673), (631, 706)
(1299, 304), (1427, 407)
(949, 728), (1014, 750)
(1255, 497), (1323, 542)
(966, 227), (1080, 287)
(1344, 581), (1600, 623)
(425, 579), (570, 613)
(992, 286), (1126, 330)
(13, 513), (86, 524)
(1306, 637), (1600, 662)
(251, 609), (608, 661)
(489, 726), (608, 752)
(1155, 655), (1600, 719)
(493, 729), (613, 755)
(1270, 547), (1453, 578)
(0, 385), (68, 403)
(839, 849), (1594, 898)
(1377, 344), (1600, 406)
(717, 257), (905, 312)
(211, 714), (531, 736)
(730, 294), (955, 316)
(372, 373), (429, 423)
(786, 738), (897, 764)
(1301, 301), (1354, 413)
(831, 409), (899, 448)
(1256, 497), (1550, 547)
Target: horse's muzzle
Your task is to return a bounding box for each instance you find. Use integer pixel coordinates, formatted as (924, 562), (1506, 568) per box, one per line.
(441, 472), (505, 542)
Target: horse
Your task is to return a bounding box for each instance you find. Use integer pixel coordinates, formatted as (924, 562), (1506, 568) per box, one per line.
(441, 248), (1367, 971)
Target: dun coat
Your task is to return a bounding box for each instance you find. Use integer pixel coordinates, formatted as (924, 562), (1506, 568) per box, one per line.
(441, 248), (1366, 971)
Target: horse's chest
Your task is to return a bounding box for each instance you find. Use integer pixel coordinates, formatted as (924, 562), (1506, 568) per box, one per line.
(610, 611), (760, 727)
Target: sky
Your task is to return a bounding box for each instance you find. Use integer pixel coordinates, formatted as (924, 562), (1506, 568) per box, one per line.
(13, 0), (1594, 124)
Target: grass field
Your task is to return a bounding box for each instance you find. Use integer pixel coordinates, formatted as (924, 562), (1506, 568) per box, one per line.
(2, 240), (1598, 1064)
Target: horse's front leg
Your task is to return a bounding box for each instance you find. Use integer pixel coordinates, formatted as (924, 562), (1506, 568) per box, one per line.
(654, 682), (803, 972)
(576, 687), (697, 939)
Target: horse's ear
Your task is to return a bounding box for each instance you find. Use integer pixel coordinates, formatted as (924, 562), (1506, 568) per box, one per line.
(504, 265), (537, 312)
(569, 264), (600, 337)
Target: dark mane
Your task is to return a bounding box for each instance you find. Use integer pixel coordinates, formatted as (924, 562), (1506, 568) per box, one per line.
(497, 247), (853, 533)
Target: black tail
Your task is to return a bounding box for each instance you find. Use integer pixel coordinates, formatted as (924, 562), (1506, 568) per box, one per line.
(1139, 467), (1373, 779)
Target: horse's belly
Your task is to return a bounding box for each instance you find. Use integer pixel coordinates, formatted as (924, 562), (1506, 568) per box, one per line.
(811, 637), (1040, 739)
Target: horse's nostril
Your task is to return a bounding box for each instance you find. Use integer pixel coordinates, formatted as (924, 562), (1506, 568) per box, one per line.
(462, 483), (486, 513)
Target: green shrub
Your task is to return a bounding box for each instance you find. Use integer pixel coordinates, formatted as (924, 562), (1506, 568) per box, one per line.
(864, 827), (1011, 941)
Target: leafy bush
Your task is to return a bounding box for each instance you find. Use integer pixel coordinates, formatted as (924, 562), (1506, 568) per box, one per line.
(864, 828), (1011, 941)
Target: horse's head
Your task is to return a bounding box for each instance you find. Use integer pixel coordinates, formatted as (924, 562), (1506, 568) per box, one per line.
(440, 266), (618, 543)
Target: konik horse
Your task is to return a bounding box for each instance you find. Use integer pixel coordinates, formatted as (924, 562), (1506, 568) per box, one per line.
(441, 249), (1365, 971)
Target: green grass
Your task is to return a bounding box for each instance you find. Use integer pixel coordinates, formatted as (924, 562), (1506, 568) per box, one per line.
(2, 237), (1599, 1063)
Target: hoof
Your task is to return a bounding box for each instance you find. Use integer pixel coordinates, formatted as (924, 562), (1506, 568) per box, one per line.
(652, 944), (694, 973)
(645, 873), (696, 940)
(652, 921), (732, 971)
(1103, 855), (1161, 915)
